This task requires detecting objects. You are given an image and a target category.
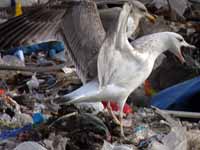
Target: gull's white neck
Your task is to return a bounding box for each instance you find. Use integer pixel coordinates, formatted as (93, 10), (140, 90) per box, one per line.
(132, 33), (171, 63)
(127, 14), (141, 37)
(127, 15), (141, 37)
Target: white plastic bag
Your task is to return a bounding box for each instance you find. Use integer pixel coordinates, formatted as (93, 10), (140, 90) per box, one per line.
(14, 142), (47, 150)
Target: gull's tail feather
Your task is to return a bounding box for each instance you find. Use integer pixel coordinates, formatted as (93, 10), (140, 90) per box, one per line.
(53, 80), (101, 104)
(53, 96), (71, 104)
(53, 80), (126, 104)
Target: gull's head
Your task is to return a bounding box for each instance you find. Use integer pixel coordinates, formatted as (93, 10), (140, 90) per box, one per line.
(126, 1), (156, 37)
(130, 1), (156, 23)
(166, 32), (196, 63)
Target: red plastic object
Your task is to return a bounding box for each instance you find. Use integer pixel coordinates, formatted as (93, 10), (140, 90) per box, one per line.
(0, 89), (5, 95)
(102, 101), (133, 114)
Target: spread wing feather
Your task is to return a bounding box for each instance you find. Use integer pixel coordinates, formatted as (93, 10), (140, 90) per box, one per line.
(0, 6), (66, 50)
(61, 0), (106, 83)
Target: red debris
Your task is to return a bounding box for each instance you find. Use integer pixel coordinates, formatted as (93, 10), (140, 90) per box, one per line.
(102, 101), (133, 114)
(0, 89), (5, 96)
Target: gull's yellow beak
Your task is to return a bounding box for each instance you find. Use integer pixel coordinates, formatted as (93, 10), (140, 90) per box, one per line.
(145, 13), (156, 23)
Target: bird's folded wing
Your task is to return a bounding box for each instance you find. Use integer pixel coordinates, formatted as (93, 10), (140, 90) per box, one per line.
(61, 0), (106, 83)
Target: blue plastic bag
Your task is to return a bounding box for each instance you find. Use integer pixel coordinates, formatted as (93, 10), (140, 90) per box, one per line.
(0, 124), (32, 140)
(151, 77), (200, 110)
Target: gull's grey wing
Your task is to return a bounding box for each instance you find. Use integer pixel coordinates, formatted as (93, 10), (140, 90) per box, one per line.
(99, 7), (121, 33)
(0, 6), (66, 50)
(61, 0), (106, 83)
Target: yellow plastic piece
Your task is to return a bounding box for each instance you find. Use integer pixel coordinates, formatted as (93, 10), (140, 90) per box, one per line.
(15, 0), (23, 17)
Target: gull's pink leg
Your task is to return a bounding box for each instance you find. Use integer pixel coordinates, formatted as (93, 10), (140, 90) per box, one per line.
(107, 101), (121, 125)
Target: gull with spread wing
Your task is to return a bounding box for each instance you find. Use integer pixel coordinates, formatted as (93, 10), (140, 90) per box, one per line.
(59, 0), (155, 122)
(55, 2), (195, 137)
(61, 0), (156, 119)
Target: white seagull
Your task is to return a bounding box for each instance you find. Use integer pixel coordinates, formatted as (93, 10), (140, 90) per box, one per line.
(60, 0), (155, 119)
(55, 3), (195, 137)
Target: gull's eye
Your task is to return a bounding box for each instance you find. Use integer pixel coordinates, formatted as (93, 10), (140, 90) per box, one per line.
(177, 38), (183, 42)
(140, 8), (146, 12)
